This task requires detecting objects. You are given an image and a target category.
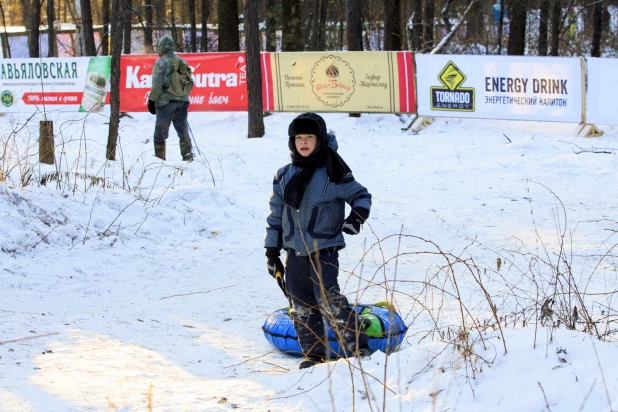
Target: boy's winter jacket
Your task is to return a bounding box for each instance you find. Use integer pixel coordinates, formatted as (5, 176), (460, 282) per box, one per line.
(265, 162), (372, 256)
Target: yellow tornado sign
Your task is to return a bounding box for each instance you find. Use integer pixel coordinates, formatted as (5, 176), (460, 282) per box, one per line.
(430, 61), (475, 111)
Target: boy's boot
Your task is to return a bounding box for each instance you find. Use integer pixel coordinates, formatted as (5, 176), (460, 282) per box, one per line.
(154, 142), (166, 160)
(299, 355), (325, 369)
(179, 136), (194, 162)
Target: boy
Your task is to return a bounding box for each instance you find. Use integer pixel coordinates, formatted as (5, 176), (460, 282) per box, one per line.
(264, 113), (372, 369)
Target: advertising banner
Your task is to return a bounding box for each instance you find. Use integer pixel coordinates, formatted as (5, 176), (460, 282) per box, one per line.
(586, 57), (618, 125)
(416, 54), (583, 122)
(0, 57), (111, 113)
(120, 52), (248, 112)
(263, 51), (416, 113)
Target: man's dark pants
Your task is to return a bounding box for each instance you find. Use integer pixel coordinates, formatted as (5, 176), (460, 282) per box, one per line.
(153, 101), (192, 157)
(285, 247), (368, 358)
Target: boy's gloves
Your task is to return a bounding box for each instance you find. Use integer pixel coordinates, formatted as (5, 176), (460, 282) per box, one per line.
(265, 247), (284, 279)
(148, 100), (157, 115)
(342, 207), (369, 235)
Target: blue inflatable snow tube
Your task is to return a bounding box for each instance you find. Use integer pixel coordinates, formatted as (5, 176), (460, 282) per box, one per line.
(262, 304), (408, 357)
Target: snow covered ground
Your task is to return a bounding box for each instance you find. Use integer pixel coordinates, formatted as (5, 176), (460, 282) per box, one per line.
(1, 110), (617, 411)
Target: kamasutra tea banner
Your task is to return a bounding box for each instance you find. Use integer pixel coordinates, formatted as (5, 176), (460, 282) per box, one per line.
(0, 57), (111, 113)
(120, 53), (248, 112)
(261, 51), (416, 114)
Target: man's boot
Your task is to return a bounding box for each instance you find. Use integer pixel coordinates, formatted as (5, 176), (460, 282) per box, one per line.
(179, 136), (194, 162)
(154, 142), (166, 160)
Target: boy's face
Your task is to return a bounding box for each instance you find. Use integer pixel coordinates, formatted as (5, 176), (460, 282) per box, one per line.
(295, 134), (317, 157)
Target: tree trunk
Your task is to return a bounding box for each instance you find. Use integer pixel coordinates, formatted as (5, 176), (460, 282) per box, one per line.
(384, 0), (401, 50)
(466, 0), (483, 43)
(441, 0), (455, 33)
(218, 0), (240, 51)
(107, 0), (125, 161)
(47, 0), (56, 57)
(412, 0), (423, 50)
(154, 0), (165, 25)
(143, 0), (154, 53)
(317, 0), (328, 50)
(346, 0), (363, 51)
(0, 1), (11, 58)
(282, 0), (303, 51)
(549, 0), (561, 56)
(245, 0), (265, 138)
(189, 0), (197, 52)
(497, 0), (506, 53)
(20, 0), (33, 33)
(81, 0), (97, 55)
(201, 0), (210, 51)
(506, 0), (527, 55)
(265, 0), (277, 51)
(422, 0), (435, 51)
(538, 0), (549, 55)
(29, 0), (41, 57)
(590, 0), (603, 57)
(308, 0), (320, 50)
(123, 0), (133, 54)
(102, 0), (110, 55)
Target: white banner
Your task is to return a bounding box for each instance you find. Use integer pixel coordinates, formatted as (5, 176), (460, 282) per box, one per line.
(0, 57), (111, 113)
(586, 57), (618, 125)
(416, 54), (583, 123)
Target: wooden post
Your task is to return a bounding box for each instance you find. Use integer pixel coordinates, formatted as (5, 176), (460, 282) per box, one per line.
(39, 121), (55, 164)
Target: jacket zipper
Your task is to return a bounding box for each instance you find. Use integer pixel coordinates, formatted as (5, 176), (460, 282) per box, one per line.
(321, 177), (330, 196)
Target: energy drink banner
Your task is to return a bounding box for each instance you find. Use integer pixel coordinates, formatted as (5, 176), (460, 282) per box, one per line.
(120, 52), (248, 112)
(416, 54), (583, 122)
(262, 51), (416, 113)
(586, 57), (618, 125)
(0, 57), (111, 113)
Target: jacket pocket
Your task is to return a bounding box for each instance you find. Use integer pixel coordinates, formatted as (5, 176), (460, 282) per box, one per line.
(308, 206), (337, 240)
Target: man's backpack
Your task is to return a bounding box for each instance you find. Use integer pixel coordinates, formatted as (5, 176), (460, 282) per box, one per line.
(163, 56), (194, 97)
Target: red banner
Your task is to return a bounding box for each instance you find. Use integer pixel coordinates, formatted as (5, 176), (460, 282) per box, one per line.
(119, 53), (248, 112)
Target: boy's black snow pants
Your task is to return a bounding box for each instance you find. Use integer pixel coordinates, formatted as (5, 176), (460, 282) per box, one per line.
(285, 248), (368, 359)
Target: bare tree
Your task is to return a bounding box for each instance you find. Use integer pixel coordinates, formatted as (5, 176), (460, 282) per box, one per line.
(189, 0), (197, 52)
(423, 0), (435, 50)
(591, 0), (603, 57)
(107, 0), (125, 161)
(144, 0), (154, 53)
(201, 0), (210, 51)
(282, 0), (303, 51)
(81, 0), (97, 55)
(0, 1), (12, 57)
(549, 0), (561, 56)
(123, 0), (133, 54)
(265, 0), (277, 51)
(346, 0), (363, 51)
(102, 0), (110, 55)
(441, 0), (455, 33)
(317, 0), (328, 50)
(538, 0), (549, 55)
(155, 0), (166, 25)
(245, 0), (265, 138)
(308, 0), (320, 50)
(29, 0), (42, 57)
(507, 0), (527, 55)
(47, 0), (56, 57)
(218, 0), (240, 51)
(411, 0), (423, 50)
(384, 0), (402, 50)
(466, 0), (484, 43)
(497, 0), (506, 53)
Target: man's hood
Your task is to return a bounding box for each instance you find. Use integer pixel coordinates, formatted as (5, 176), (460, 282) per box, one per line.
(156, 36), (176, 57)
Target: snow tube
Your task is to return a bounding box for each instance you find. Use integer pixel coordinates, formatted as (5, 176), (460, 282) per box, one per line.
(262, 304), (408, 357)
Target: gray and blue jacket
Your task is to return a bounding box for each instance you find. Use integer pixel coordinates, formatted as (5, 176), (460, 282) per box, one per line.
(265, 152), (372, 257)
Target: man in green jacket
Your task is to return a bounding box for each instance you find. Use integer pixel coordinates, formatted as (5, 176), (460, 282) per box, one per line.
(148, 36), (193, 162)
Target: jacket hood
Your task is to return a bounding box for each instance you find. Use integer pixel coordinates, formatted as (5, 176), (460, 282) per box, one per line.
(156, 36), (176, 57)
